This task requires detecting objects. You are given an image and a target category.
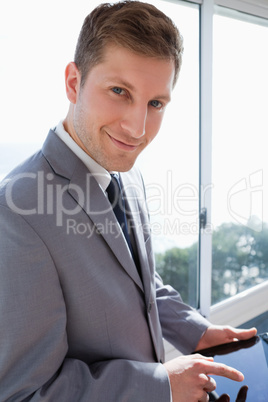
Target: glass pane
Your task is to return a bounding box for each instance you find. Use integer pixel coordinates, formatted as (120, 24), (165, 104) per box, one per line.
(212, 9), (268, 304)
(137, 1), (200, 307)
(0, 0), (103, 180)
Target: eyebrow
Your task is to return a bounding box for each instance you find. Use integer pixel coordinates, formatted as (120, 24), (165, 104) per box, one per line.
(106, 76), (172, 103)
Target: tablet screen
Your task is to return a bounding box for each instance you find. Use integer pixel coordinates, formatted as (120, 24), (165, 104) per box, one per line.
(199, 333), (268, 401)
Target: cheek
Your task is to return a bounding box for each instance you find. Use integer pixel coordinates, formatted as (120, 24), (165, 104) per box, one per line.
(93, 96), (123, 124)
(146, 114), (164, 140)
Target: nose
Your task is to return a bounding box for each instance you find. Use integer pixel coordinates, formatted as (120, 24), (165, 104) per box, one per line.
(120, 104), (147, 138)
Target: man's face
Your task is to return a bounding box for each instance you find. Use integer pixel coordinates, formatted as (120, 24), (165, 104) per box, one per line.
(65, 44), (175, 172)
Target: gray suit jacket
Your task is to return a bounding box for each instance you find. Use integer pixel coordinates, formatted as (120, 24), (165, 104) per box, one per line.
(0, 130), (210, 401)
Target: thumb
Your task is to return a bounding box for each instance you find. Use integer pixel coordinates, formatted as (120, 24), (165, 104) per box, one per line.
(231, 327), (257, 340)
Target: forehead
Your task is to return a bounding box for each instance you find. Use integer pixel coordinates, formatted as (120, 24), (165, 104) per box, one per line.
(86, 44), (175, 94)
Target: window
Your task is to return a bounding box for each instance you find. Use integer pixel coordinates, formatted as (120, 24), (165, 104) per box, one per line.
(211, 7), (268, 304)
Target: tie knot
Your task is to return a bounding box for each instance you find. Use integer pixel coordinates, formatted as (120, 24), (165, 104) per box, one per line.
(110, 173), (120, 188)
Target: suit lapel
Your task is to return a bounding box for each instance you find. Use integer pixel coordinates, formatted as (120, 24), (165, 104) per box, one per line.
(42, 131), (143, 291)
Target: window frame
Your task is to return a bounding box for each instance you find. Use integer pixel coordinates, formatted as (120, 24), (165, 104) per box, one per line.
(198, 0), (268, 323)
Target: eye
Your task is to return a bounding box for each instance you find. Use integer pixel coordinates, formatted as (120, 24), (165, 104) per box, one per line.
(112, 87), (125, 95)
(150, 100), (162, 109)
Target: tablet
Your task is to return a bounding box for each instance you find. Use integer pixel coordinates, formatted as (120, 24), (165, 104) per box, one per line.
(199, 333), (268, 401)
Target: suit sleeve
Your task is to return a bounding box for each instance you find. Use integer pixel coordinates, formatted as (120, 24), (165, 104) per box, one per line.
(0, 205), (171, 401)
(155, 272), (211, 355)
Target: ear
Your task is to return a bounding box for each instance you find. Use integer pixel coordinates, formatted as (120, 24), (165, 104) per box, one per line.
(65, 62), (81, 104)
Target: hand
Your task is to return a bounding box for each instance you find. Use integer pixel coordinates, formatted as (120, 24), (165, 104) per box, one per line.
(215, 385), (248, 402)
(164, 354), (244, 402)
(195, 325), (257, 351)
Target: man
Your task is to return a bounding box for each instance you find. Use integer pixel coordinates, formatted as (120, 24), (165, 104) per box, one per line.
(0, 2), (256, 401)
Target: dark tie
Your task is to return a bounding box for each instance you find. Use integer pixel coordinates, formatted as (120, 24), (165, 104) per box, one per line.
(106, 174), (134, 258)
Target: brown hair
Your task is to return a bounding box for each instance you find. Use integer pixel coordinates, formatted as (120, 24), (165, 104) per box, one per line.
(74, 1), (183, 87)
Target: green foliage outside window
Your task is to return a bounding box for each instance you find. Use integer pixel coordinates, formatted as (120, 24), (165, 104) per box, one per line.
(156, 223), (268, 306)
(156, 242), (198, 306)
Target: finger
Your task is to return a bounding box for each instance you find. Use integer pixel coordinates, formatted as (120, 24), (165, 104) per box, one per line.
(236, 385), (248, 402)
(202, 375), (216, 393)
(192, 353), (214, 362)
(229, 327), (257, 341)
(198, 392), (209, 402)
(217, 394), (230, 402)
(205, 361), (244, 382)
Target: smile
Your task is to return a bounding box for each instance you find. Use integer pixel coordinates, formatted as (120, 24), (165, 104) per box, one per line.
(107, 134), (139, 152)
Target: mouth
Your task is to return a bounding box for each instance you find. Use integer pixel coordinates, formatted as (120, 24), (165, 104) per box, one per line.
(107, 133), (139, 152)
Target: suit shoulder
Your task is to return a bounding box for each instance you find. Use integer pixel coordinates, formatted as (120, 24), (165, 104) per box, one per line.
(0, 150), (50, 209)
